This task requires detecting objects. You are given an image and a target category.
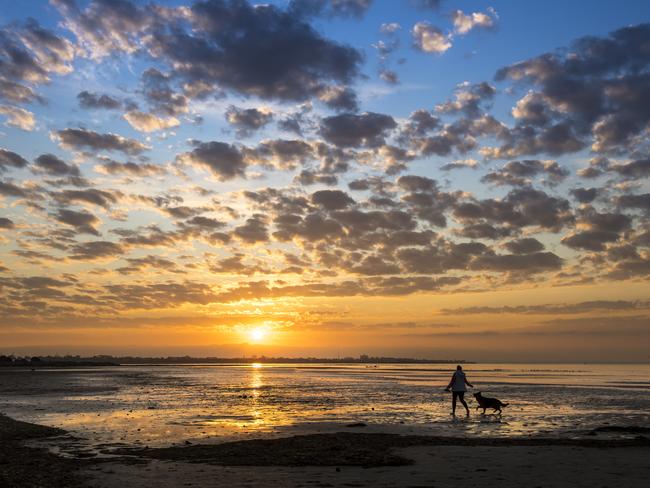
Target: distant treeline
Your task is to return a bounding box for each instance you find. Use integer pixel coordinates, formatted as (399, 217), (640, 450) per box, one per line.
(0, 354), (468, 366)
(0, 355), (118, 367)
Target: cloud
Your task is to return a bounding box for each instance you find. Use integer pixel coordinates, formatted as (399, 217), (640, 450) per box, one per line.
(570, 187), (600, 203)
(481, 159), (569, 187)
(51, 189), (120, 209)
(608, 158), (650, 179)
(0, 148), (29, 172)
(77, 91), (122, 110)
(54, 208), (100, 235)
(34, 153), (80, 176)
(0, 180), (29, 197)
(453, 188), (574, 232)
(0, 217), (14, 229)
(95, 158), (166, 176)
(618, 193), (650, 214)
(411, 0), (443, 9)
(452, 9), (497, 35)
(0, 79), (41, 104)
(289, 0), (373, 19)
(0, 18), (74, 103)
(295, 170), (338, 186)
(69, 240), (123, 260)
(503, 237), (544, 254)
(234, 214), (269, 243)
(412, 22), (451, 54)
(246, 139), (313, 170)
(379, 69), (399, 85)
(562, 209), (631, 251)
(380, 23), (401, 34)
(53, 128), (148, 154)
(495, 23), (650, 156)
(441, 300), (650, 315)
(320, 112), (397, 147)
(50, 0), (155, 59)
(317, 85), (359, 112)
(0, 105), (35, 130)
(436, 82), (496, 117)
(177, 141), (247, 180)
(225, 105), (274, 137)
(147, 0), (363, 102)
(123, 110), (180, 132)
(311, 189), (355, 210)
(471, 251), (563, 274)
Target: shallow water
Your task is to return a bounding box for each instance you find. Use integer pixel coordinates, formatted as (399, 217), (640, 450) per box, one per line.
(1, 363), (649, 447)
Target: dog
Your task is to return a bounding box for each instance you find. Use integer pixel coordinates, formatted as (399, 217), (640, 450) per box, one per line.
(473, 391), (509, 414)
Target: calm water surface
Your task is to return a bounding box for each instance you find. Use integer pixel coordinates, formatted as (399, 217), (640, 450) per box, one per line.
(1, 363), (648, 447)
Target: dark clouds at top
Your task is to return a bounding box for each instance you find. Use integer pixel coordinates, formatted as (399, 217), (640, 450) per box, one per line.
(494, 23), (650, 157)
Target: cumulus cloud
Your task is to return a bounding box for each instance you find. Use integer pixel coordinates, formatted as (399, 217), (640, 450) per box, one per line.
(436, 82), (496, 117)
(54, 208), (100, 235)
(0, 217), (15, 229)
(225, 106), (274, 137)
(311, 189), (355, 210)
(34, 153), (80, 176)
(496, 23), (650, 156)
(123, 110), (180, 132)
(0, 149), (29, 172)
(481, 159), (569, 187)
(412, 22), (451, 53)
(562, 209), (632, 251)
(51, 189), (120, 209)
(69, 240), (123, 260)
(452, 9), (497, 35)
(95, 158), (166, 176)
(0, 18), (74, 91)
(53, 128), (148, 154)
(177, 141), (247, 180)
(77, 91), (122, 110)
(0, 105), (35, 130)
(320, 112), (397, 147)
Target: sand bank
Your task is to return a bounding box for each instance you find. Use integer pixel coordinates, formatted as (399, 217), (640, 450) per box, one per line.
(2, 414), (649, 487)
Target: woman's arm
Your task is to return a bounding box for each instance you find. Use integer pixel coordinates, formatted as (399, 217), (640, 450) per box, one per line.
(465, 376), (474, 388)
(445, 374), (455, 390)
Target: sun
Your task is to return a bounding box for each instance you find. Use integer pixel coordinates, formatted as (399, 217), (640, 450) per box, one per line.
(248, 327), (266, 343)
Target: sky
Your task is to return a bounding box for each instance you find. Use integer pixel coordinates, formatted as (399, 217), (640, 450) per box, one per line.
(1, 0), (649, 362)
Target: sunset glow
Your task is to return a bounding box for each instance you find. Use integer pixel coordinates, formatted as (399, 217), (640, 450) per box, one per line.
(248, 328), (267, 344)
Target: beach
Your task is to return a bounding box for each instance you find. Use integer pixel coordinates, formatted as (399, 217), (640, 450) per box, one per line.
(1, 363), (649, 486)
(2, 414), (649, 488)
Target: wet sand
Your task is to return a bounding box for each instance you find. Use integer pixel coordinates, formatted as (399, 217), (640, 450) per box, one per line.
(2, 414), (649, 487)
(0, 414), (86, 488)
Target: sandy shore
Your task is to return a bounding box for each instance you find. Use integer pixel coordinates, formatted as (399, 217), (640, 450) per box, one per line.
(2, 414), (649, 487)
(0, 414), (86, 488)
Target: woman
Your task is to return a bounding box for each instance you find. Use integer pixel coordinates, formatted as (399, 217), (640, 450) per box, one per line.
(444, 365), (474, 416)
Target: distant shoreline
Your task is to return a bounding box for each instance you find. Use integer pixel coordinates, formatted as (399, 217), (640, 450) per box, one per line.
(0, 356), (471, 367)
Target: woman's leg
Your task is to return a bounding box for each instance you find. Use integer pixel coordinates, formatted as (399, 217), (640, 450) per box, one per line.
(458, 392), (469, 415)
(452, 392), (457, 414)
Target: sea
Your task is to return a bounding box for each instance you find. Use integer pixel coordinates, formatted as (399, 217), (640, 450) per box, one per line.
(1, 363), (649, 447)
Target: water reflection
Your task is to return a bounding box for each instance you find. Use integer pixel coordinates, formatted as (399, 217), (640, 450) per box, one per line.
(0, 363), (648, 447)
